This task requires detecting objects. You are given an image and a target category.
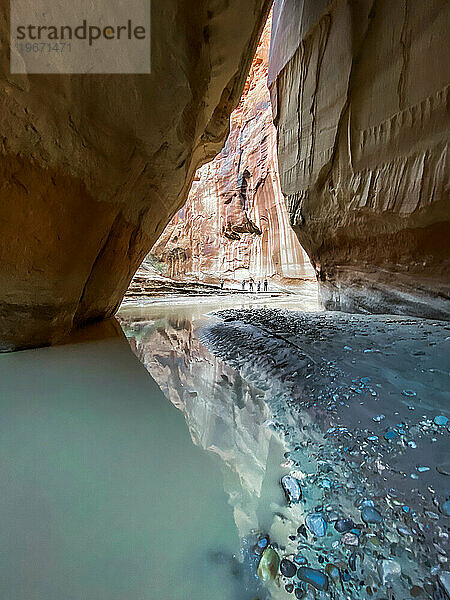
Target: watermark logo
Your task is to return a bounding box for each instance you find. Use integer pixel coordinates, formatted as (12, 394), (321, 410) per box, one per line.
(10, 0), (151, 73)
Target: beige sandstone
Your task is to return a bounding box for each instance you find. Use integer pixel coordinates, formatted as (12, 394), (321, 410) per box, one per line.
(269, 0), (450, 318)
(0, 0), (272, 350)
(1, 0), (449, 353)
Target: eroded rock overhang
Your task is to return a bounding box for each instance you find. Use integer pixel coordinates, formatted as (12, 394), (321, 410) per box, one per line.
(0, 0), (272, 351)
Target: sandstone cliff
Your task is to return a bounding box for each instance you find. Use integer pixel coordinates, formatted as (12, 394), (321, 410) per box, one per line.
(151, 14), (313, 285)
(269, 0), (450, 318)
(0, 0), (272, 351)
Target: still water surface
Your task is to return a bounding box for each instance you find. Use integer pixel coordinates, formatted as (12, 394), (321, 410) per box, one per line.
(1, 287), (447, 599)
(0, 294), (316, 600)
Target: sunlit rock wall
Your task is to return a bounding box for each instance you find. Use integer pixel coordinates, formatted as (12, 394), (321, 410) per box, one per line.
(0, 0), (272, 351)
(151, 15), (314, 284)
(269, 0), (450, 318)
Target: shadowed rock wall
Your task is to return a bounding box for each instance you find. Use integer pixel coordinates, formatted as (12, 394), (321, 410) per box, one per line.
(151, 15), (313, 284)
(0, 0), (272, 351)
(269, 0), (450, 318)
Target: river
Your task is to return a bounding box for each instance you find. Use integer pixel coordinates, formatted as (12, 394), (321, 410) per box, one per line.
(0, 287), (448, 599)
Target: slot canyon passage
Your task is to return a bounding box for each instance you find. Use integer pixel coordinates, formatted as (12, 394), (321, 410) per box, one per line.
(0, 1), (449, 599)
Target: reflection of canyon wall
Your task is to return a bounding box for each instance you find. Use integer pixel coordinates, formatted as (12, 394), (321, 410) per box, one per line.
(0, 0), (271, 351)
(152, 15), (314, 283)
(120, 310), (286, 539)
(269, 0), (450, 319)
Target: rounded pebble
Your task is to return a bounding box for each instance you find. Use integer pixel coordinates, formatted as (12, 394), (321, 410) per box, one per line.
(256, 535), (269, 549)
(280, 558), (297, 578)
(441, 499), (450, 516)
(335, 518), (354, 533)
(297, 567), (328, 591)
(341, 532), (359, 546)
(257, 548), (280, 582)
(305, 513), (327, 537)
(282, 475), (302, 503)
(437, 463), (450, 476)
(361, 506), (383, 524)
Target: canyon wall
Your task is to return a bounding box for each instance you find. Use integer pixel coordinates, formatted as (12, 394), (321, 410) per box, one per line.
(269, 0), (450, 318)
(151, 15), (313, 285)
(0, 0), (272, 351)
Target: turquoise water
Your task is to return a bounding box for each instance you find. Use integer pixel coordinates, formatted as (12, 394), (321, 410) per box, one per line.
(2, 290), (447, 599)
(0, 320), (259, 600)
(119, 299), (450, 600)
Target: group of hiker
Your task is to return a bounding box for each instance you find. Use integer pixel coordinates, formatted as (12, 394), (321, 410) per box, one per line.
(241, 277), (268, 292)
(219, 277), (268, 292)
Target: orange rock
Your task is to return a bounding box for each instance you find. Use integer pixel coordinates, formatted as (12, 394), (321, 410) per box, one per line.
(151, 13), (314, 285)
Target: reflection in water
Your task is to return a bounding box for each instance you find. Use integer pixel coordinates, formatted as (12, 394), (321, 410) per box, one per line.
(0, 320), (263, 600)
(4, 290), (444, 599)
(119, 300), (450, 600)
(119, 302), (314, 599)
(122, 309), (289, 541)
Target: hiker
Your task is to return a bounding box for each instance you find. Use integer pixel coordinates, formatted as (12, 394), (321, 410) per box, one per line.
(263, 278), (268, 292)
(249, 278), (254, 292)
(220, 278), (224, 290)
(242, 279), (246, 290)
(257, 281), (261, 292)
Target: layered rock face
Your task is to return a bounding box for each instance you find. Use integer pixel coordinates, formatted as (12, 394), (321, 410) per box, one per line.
(269, 0), (450, 318)
(0, 0), (272, 351)
(151, 15), (313, 284)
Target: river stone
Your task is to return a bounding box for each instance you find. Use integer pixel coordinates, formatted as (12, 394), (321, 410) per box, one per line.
(280, 558), (297, 578)
(282, 475), (302, 503)
(397, 524), (412, 537)
(361, 506), (383, 524)
(378, 559), (401, 584)
(325, 563), (340, 584)
(297, 524), (308, 539)
(257, 535), (269, 549)
(297, 567), (329, 591)
(305, 513), (327, 537)
(335, 518), (354, 533)
(438, 572), (450, 597)
(341, 532), (359, 546)
(252, 535), (269, 556)
(257, 547), (280, 582)
(441, 500), (450, 517)
(437, 464), (450, 476)
(325, 510), (339, 523)
(349, 551), (363, 572)
(410, 585), (425, 597)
